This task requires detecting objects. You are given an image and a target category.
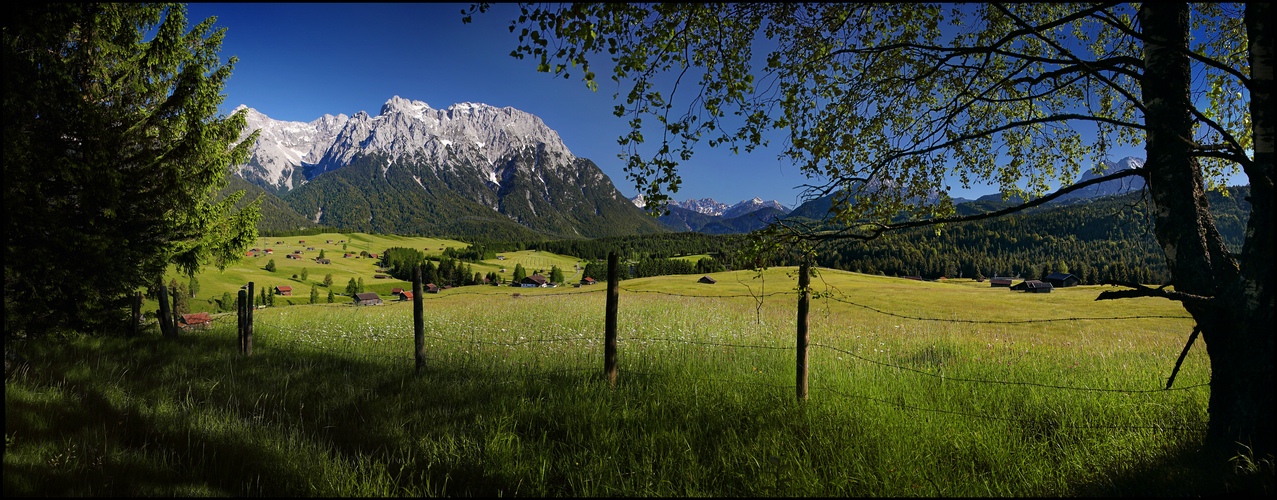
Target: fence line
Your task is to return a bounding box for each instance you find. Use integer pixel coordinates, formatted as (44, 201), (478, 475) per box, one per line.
(180, 264), (1210, 438)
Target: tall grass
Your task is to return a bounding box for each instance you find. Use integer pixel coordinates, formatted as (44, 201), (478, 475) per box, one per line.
(6, 268), (1269, 496)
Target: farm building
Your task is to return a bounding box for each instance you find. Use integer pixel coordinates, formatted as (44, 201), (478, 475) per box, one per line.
(374, 274), (390, 279)
(398, 291), (414, 301)
(275, 286), (292, 296)
(391, 287), (404, 295)
(285, 254), (302, 260)
(179, 312), (212, 329)
(1011, 280), (1054, 293)
(1043, 272), (1080, 288)
(990, 277), (1014, 287)
(426, 284), (440, 293)
(521, 274), (549, 287)
(315, 258), (331, 265)
(580, 277), (597, 285)
(353, 292), (383, 306)
(698, 276), (717, 284)
(903, 275), (924, 281)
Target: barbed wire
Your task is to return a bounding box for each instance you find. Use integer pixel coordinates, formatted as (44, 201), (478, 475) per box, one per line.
(811, 342), (1209, 393)
(816, 386), (1209, 433)
(819, 293), (1193, 324)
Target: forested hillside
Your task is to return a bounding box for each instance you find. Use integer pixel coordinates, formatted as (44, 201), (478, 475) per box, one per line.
(505, 187), (1250, 286)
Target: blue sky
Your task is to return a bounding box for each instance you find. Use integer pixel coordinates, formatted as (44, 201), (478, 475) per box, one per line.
(187, 3), (1207, 208)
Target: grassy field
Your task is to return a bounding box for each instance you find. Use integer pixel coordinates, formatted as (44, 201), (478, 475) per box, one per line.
(6, 268), (1271, 496)
(153, 233), (588, 313)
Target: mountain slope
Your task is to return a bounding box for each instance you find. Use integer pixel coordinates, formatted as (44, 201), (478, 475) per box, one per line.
(233, 97), (665, 239)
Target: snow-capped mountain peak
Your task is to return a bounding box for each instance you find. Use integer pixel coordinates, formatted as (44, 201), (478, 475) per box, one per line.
(233, 96), (575, 193)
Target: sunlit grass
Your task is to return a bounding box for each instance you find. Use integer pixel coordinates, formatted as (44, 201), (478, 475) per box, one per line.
(7, 268), (1260, 496)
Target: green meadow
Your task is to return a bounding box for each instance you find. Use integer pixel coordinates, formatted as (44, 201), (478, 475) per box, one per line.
(152, 233), (588, 311)
(9, 266), (1268, 496)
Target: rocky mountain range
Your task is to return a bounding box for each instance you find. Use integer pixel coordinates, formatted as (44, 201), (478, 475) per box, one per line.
(229, 96), (665, 239)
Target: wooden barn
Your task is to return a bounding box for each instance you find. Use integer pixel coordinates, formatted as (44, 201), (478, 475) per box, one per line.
(179, 312), (212, 329)
(1043, 272), (1081, 288)
(990, 277), (1014, 287)
(353, 292), (383, 306)
(698, 276), (717, 284)
(1011, 280), (1054, 293)
(275, 285), (292, 296)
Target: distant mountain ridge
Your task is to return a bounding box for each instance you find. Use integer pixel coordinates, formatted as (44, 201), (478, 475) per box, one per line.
(230, 96), (664, 239)
(628, 194), (791, 232)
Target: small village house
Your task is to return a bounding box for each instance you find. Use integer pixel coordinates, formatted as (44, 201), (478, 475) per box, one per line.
(275, 285), (292, 296)
(353, 292), (383, 306)
(990, 277), (1014, 287)
(521, 274), (549, 288)
(698, 276), (717, 284)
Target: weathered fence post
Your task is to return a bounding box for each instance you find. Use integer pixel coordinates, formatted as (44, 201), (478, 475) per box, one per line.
(797, 261), (810, 401)
(246, 282), (254, 356)
(158, 284), (173, 338)
(171, 287), (181, 336)
(238, 289), (247, 354)
(605, 251), (619, 387)
(414, 264), (426, 372)
(131, 291), (142, 338)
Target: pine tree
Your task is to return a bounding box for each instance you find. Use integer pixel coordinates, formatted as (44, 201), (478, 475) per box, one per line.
(4, 4), (261, 335)
(323, 273), (333, 288)
(309, 285), (318, 304)
(326, 288), (334, 303)
(301, 268), (309, 281)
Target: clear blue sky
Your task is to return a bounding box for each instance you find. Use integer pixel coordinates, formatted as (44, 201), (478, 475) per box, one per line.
(187, 3), (1201, 208)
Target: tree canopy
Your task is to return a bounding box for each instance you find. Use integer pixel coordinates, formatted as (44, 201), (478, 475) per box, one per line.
(4, 3), (261, 336)
(479, 2), (1273, 459)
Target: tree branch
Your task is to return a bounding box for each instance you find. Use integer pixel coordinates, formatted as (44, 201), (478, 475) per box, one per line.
(789, 167), (1148, 242)
(1094, 280), (1214, 303)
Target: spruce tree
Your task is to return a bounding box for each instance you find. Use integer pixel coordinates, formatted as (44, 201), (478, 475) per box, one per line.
(4, 3), (261, 336)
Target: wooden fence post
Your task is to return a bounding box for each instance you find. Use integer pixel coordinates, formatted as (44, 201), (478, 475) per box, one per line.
(158, 284), (173, 338)
(414, 264), (426, 372)
(171, 288), (181, 336)
(131, 291), (141, 338)
(246, 282), (254, 356)
(238, 289), (247, 355)
(797, 261), (810, 401)
(605, 251), (619, 386)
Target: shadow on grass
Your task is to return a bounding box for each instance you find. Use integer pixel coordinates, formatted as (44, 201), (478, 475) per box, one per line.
(1070, 440), (1274, 496)
(4, 330), (578, 496)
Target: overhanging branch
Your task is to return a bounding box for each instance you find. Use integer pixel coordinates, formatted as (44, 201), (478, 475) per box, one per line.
(1094, 280), (1214, 303)
(788, 167), (1148, 242)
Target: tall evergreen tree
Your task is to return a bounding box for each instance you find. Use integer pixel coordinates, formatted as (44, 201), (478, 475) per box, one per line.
(4, 3), (261, 336)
